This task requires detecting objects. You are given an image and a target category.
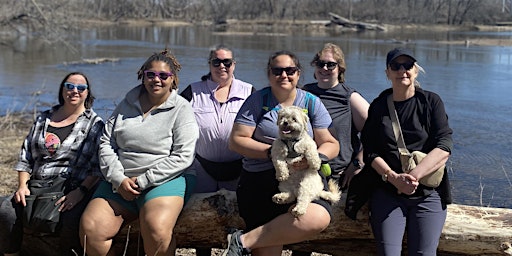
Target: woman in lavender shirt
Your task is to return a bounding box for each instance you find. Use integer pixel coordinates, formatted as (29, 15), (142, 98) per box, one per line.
(180, 44), (254, 256)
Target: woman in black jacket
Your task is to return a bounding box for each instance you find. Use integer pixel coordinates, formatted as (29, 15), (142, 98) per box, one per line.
(361, 47), (453, 256)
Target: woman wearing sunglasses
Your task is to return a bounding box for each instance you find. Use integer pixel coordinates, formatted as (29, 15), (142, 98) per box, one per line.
(79, 49), (199, 256)
(179, 44), (255, 256)
(289, 43), (370, 256)
(1, 72), (104, 256)
(225, 50), (339, 256)
(304, 43), (369, 190)
(360, 47), (453, 255)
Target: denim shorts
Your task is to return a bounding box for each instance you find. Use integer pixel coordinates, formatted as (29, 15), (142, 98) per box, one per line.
(93, 176), (186, 214)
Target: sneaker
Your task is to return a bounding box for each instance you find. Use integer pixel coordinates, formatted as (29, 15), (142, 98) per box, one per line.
(222, 229), (250, 256)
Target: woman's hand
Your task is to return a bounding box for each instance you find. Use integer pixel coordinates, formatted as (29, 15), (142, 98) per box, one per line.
(389, 172), (419, 195)
(14, 186), (30, 206)
(341, 164), (363, 190)
(117, 177), (141, 201)
(57, 189), (84, 212)
(289, 158), (309, 172)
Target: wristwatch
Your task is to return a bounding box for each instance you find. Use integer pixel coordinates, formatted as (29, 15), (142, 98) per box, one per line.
(382, 169), (391, 182)
(352, 158), (363, 169)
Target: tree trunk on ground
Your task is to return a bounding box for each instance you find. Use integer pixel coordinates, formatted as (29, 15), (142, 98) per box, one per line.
(2, 190), (511, 255)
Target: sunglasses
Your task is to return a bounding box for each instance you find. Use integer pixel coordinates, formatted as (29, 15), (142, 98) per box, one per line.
(210, 58), (233, 68)
(315, 61), (338, 70)
(389, 61), (415, 71)
(144, 70), (173, 80)
(64, 82), (88, 92)
(270, 67), (299, 76)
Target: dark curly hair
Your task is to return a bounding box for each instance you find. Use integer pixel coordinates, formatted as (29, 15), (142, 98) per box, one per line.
(137, 48), (182, 91)
(58, 72), (95, 109)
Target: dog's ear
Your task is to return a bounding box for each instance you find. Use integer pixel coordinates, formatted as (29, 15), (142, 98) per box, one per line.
(301, 110), (309, 129)
(276, 108), (284, 125)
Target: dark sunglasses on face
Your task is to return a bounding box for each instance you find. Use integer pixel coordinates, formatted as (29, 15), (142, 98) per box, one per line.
(144, 70), (173, 80)
(270, 66), (299, 76)
(210, 58), (233, 68)
(389, 61), (415, 71)
(64, 82), (88, 92)
(315, 61), (338, 70)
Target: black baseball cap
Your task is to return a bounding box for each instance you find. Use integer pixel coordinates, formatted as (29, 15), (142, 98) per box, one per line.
(386, 47), (416, 66)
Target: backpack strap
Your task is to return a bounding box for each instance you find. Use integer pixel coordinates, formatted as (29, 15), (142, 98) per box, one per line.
(258, 87), (316, 123)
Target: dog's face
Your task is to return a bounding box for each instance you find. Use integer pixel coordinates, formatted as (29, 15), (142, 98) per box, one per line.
(276, 106), (309, 140)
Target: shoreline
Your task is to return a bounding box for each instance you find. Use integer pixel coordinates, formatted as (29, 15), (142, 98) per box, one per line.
(3, 18), (512, 47)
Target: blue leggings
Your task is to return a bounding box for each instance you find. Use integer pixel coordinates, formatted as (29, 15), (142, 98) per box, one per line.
(369, 188), (447, 256)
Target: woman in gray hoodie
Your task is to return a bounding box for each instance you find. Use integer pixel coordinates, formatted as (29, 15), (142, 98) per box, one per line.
(79, 49), (199, 256)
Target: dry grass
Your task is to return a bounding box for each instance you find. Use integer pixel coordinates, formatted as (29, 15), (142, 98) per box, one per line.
(0, 112), (34, 196)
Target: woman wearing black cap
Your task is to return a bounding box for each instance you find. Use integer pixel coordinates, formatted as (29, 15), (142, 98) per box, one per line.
(360, 47), (453, 255)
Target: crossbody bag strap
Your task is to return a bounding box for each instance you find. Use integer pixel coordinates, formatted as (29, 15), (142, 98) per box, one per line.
(387, 95), (410, 156)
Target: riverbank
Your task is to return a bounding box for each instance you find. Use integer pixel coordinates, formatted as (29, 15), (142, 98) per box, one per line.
(2, 18), (512, 47)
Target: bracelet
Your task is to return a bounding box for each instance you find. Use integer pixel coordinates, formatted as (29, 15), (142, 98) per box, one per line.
(382, 169), (392, 182)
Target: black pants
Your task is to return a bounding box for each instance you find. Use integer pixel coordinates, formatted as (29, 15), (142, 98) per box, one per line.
(2, 191), (93, 256)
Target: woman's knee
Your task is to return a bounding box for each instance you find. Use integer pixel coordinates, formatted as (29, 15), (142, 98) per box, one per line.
(299, 204), (331, 232)
(80, 199), (122, 239)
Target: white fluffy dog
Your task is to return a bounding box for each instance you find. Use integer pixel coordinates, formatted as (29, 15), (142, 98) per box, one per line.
(271, 106), (341, 217)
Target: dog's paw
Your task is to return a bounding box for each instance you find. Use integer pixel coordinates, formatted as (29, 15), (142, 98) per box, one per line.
(275, 167), (289, 181)
(273, 192), (294, 204)
(272, 193), (286, 204)
(291, 205), (307, 217)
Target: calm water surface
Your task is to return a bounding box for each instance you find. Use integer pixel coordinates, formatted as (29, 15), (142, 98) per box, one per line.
(1, 25), (511, 208)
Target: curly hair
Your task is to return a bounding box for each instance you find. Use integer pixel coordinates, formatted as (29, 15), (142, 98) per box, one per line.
(137, 48), (182, 91)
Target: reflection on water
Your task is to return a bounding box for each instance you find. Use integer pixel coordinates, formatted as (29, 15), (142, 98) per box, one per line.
(1, 25), (511, 208)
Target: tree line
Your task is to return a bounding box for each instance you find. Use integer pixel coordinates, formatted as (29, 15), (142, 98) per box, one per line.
(1, 0), (511, 41)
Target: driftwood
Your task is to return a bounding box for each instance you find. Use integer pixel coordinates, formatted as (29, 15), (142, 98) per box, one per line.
(2, 190), (512, 256)
(63, 58), (120, 66)
(328, 12), (386, 31)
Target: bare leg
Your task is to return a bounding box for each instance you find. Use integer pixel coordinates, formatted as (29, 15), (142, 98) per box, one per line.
(243, 203), (331, 256)
(139, 196), (184, 256)
(79, 198), (136, 256)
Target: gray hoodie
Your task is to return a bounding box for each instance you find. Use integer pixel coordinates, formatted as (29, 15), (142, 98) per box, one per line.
(100, 85), (199, 190)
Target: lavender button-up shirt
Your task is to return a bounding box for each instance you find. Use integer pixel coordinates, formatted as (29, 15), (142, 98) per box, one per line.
(186, 77), (254, 162)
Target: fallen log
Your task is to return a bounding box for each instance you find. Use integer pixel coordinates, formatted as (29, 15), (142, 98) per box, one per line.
(1, 189), (511, 255)
(328, 12), (386, 31)
(63, 57), (120, 66)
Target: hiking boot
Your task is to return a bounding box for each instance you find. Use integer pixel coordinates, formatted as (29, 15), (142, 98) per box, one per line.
(222, 229), (250, 256)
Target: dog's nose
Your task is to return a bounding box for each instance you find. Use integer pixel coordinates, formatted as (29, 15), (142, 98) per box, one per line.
(283, 121), (288, 126)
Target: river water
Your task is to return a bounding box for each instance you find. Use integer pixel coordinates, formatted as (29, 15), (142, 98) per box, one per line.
(1, 25), (511, 208)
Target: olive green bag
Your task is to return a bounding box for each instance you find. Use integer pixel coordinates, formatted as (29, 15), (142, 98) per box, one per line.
(388, 95), (445, 188)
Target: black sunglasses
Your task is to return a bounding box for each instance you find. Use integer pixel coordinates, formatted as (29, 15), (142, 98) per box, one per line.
(144, 70), (173, 80)
(315, 61), (338, 70)
(389, 61), (415, 71)
(210, 58), (233, 68)
(270, 67), (299, 76)
(64, 82), (88, 92)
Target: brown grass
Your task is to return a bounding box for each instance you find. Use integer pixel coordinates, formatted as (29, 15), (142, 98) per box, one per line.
(0, 112), (34, 196)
